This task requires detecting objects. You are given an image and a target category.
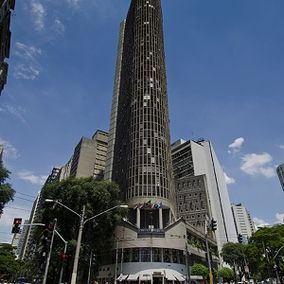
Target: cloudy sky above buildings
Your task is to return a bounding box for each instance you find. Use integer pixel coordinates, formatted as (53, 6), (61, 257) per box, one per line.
(0, 0), (284, 242)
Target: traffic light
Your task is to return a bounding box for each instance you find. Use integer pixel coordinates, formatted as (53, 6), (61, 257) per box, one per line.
(238, 233), (243, 244)
(40, 223), (54, 253)
(210, 218), (217, 231)
(59, 252), (70, 264)
(11, 218), (22, 234)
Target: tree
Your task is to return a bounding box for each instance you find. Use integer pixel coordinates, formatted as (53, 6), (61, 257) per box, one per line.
(39, 177), (127, 283)
(0, 161), (15, 215)
(221, 242), (245, 268)
(249, 225), (284, 281)
(0, 244), (23, 281)
(218, 267), (235, 282)
(191, 263), (209, 280)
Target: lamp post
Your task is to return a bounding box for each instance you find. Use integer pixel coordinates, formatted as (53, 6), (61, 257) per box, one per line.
(273, 245), (284, 284)
(45, 199), (128, 284)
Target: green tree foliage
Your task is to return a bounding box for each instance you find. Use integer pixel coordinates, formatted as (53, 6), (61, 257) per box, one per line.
(221, 242), (245, 268)
(191, 263), (209, 279)
(249, 225), (284, 280)
(217, 267), (235, 282)
(0, 161), (15, 214)
(40, 177), (126, 283)
(221, 225), (284, 282)
(0, 244), (23, 281)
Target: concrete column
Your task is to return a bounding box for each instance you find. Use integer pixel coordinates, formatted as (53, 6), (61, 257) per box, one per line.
(136, 208), (140, 228)
(159, 208), (163, 229)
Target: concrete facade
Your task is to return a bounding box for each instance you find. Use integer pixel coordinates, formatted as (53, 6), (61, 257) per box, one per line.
(172, 139), (238, 253)
(0, 0), (15, 94)
(276, 164), (284, 192)
(70, 130), (108, 180)
(0, 144), (3, 161)
(231, 203), (255, 242)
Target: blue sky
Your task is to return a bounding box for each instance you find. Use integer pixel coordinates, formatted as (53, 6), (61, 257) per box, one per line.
(0, 0), (283, 242)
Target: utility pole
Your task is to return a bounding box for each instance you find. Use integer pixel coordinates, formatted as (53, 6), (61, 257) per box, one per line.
(205, 217), (213, 284)
(43, 218), (57, 284)
(71, 205), (86, 284)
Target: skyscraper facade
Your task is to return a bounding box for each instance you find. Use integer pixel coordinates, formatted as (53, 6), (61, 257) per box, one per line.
(70, 130), (108, 179)
(171, 139), (238, 253)
(0, 0), (15, 94)
(0, 144), (3, 161)
(231, 203), (255, 243)
(276, 164), (284, 192)
(103, 0), (188, 281)
(105, 0), (175, 211)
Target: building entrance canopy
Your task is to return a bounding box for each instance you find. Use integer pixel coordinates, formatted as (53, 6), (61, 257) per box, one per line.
(118, 269), (186, 282)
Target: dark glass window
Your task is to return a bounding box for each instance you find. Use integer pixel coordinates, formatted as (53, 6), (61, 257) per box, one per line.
(141, 248), (151, 262)
(152, 247), (162, 262)
(132, 248), (140, 262)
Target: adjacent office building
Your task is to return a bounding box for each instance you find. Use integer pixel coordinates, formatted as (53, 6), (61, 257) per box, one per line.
(21, 130), (108, 259)
(276, 164), (284, 192)
(172, 139), (238, 253)
(0, 0), (15, 94)
(70, 130), (108, 180)
(0, 144), (3, 160)
(231, 203), (255, 243)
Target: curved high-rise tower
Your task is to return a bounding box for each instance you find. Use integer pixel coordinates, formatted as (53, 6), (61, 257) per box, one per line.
(103, 0), (187, 281)
(105, 0), (176, 215)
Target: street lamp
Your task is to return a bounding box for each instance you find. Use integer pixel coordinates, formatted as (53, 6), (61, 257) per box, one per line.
(45, 199), (128, 284)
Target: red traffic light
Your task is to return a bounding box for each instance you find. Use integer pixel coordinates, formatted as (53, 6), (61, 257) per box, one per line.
(14, 218), (22, 225)
(46, 223), (54, 231)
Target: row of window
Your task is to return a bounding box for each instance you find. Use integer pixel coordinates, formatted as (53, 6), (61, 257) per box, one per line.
(111, 247), (186, 265)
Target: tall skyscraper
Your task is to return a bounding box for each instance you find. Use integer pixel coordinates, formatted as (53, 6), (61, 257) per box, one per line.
(105, 0), (175, 211)
(103, 0), (190, 281)
(172, 139), (238, 253)
(0, 0), (15, 94)
(0, 144), (3, 161)
(231, 203), (255, 243)
(276, 164), (284, 192)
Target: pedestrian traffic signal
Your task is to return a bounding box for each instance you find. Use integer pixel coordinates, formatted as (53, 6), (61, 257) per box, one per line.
(238, 233), (243, 244)
(40, 222), (54, 252)
(210, 218), (217, 231)
(59, 252), (69, 263)
(11, 218), (22, 234)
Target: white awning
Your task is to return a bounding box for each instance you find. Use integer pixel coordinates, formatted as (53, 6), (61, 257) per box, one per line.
(139, 273), (152, 281)
(117, 274), (129, 281)
(127, 274), (139, 281)
(165, 269), (176, 281)
(126, 269), (185, 282)
(173, 272), (185, 282)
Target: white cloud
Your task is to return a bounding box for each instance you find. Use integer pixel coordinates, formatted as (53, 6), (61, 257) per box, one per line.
(53, 18), (65, 35)
(228, 137), (244, 154)
(14, 42), (41, 80)
(17, 171), (48, 186)
(14, 64), (40, 80)
(279, 145), (284, 150)
(30, 0), (46, 31)
(275, 213), (284, 224)
(0, 138), (19, 160)
(240, 152), (275, 178)
(15, 42), (41, 61)
(224, 172), (236, 184)
(0, 104), (26, 123)
(65, 0), (81, 7)
(253, 217), (270, 228)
